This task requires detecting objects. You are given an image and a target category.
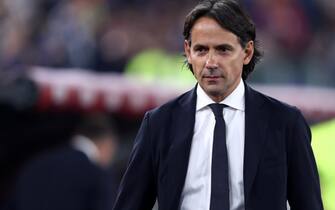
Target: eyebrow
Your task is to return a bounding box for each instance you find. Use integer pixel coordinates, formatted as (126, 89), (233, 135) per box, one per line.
(192, 43), (234, 50)
(193, 44), (207, 49)
(215, 44), (234, 51)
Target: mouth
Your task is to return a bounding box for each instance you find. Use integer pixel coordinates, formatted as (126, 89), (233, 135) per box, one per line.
(204, 75), (220, 79)
(202, 69), (223, 83)
(203, 75), (221, 83)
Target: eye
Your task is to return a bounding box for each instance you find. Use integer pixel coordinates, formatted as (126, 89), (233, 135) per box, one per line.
(216, 45), (233, 54)
(218, 47), (227, 52)
(193, 46), (208, 55)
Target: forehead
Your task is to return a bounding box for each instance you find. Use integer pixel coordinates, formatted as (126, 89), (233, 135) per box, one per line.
(190, 16), (240, 46)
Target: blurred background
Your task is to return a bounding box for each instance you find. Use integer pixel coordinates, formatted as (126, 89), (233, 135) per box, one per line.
(0, 0), (334, 209)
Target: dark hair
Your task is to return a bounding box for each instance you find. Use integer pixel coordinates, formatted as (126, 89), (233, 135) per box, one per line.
(183, 0), (262, 80)
(74, 113), (117, 142)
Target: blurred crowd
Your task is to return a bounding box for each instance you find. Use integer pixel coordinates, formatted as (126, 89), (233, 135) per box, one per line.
(0, 0), (191, 73)
(0, 0), (334, 86)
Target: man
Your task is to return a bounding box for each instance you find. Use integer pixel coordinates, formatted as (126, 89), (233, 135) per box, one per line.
(113, 0), (323, 210)
(5, 114), (118, 210)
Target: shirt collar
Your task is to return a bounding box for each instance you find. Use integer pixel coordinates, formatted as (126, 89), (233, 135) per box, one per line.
(196, 78), (245, 111)
(71, 135), (99, 164)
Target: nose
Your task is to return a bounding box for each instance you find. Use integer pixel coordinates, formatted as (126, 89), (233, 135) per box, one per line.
(205, 53), (218, 70)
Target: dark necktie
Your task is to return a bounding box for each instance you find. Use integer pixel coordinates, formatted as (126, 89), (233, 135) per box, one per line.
(209, 103), (230, 210)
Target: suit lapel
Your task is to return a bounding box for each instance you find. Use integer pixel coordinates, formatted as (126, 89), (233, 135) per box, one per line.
(243, 83), (268, 201)
(165, 86), (197, 209)
(164, 83), (267, 207)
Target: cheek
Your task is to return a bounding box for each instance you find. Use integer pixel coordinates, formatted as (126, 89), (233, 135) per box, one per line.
(191, 57), (205, 76)
(226, 56), (244, 73)
(193, 68), (202, 80)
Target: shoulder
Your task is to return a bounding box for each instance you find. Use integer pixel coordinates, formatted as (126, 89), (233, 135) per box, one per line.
(246, 85), (309, 136)
(248, 85), (303, 119)
(20, 146), (100, 178)
(145, 88), (194, 121)
(248, 86), (311, 146)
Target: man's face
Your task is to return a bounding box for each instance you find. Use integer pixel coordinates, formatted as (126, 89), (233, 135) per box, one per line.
(184, 17), (254, 102)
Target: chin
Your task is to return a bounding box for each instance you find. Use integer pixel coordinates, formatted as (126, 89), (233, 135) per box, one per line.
(205, 83), (221, 91)
(206, 88), (223, 97)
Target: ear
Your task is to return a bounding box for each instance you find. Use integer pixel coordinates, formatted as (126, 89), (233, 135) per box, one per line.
(184, 40), (192, 64)
(243, 40), (254, 65)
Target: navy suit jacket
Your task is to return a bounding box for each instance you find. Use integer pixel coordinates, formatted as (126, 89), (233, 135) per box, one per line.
(5, 146), (116, 210)
(114, 83), (323, 210)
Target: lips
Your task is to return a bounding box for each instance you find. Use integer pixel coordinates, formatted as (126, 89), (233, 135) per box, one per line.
(203, 75), (221, 83)
(202, 70), (222, 78)
(202, 69), (223, 81)
(204, 75), (220, 79)
(203, 74), (222, 79)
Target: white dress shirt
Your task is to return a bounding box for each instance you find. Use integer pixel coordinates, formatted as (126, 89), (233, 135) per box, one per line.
(180, 79), (245, 210)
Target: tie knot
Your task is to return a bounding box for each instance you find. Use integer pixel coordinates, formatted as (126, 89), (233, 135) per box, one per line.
(209, 103), (226, 119)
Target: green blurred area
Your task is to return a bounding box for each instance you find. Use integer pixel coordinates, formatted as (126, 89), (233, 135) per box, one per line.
(312, 119), (335, 210)
(125, 48), (196, 88)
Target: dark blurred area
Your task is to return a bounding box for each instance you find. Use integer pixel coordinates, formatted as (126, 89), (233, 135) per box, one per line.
(0, 105), (141, 208)
(0, 0), (335, 209)
(1, 113), (124, 210)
